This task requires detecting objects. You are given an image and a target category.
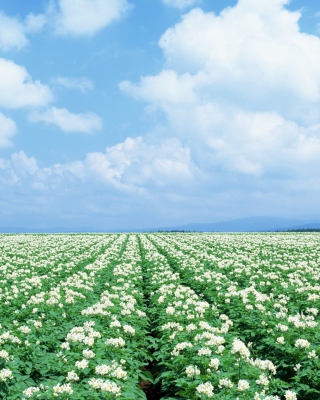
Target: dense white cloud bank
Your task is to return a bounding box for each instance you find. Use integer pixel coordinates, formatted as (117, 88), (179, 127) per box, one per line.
(52, 0), (131, 36)
(121, 0), (320, 181)
(156, 3), (320, 123)
(0, 138), (197, 229)
(0, 136), (194, 190)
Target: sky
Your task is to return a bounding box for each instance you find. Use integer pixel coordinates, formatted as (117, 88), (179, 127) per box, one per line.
(0, 0), (320, 230)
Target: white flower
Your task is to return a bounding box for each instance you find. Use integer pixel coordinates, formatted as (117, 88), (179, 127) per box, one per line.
(284, 390), (297, 400)
(185, 365), (201, 378)
(209, 358), (220, 370)
(231, 338), (250, 359)
(60, 342), (70, 350)
(276, 324), (288, 332)
(295, 339), (310, 349)
(256, 373), (269, 386)
(53, 383), (73, 396)
(23, 387), (40, 398)
(308, 350), (318, 359)
(293, 364), (301, 372)
(0, 350), (9, 361)
(66, 371), (79, 381)
(196, 382), (214, 398)
(166, 306), (175, 315)
(110, 320), (121, 328)
(238, 379), (250, 391)
(0, 368), (13, 382)
(218, 378), (233, 388)
(95, 364), (112, 375)
(105, 337), (126, 348)
(123, 325), (135, 335)
(83, 349), (95, 359)
(198, 347), (212, 357)
(277, 336), (285, 345)
(75, 359), (89, 369)
(18, 326), (31, 334)
(171, 342), (193, 356)
(111, 366), (127, 380)
(186, 323), (197, 331)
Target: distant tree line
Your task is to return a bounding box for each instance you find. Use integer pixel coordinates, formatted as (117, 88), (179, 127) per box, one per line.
(277, 228), (320, 232)
(156, 230), (195, 233)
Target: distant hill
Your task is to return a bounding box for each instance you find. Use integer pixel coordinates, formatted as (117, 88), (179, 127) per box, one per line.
(143, 216), (320, 233)
(1, 216), (319, 233)
(0, 227), (107, 234)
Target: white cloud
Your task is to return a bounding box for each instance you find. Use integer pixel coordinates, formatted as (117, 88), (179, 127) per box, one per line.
(24, 13), (47, 34)
(120, 69), (201, 105)
(10, 151), (38, 176)
(32, 136), (195, 193)
(2, 0), (320, 228)
(0, 113), (17, 148)
(0, 58), (53, 108)
(53, 0), (131, 36)
(157, 3), (320, 123)
(53, 76), (94, 92)
(0, 136), (195, 192)
(0, 11), (46, 51)
(121, 0), (320, 182)
(82, 136), (195, 188)
(0, 151), (38, 187)
(30, 106), (102, 134)
(0, 11), (28, 51)
(162, 0), (201, 9)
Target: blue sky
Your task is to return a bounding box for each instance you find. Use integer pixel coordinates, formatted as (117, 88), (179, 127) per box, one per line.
(0, 0), (320, 230)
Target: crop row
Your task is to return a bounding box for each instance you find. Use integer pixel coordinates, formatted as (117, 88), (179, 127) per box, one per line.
(145, 233), (320, 399)
(1, 233), (320, 399)
(139, 235), (292, 400)
(0, 234), (151, 399)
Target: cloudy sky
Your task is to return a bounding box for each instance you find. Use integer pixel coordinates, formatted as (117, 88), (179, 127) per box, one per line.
(1, 0), (320, 230)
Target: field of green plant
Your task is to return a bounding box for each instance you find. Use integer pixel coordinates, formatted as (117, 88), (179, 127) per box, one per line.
(0, 233), (319, 399)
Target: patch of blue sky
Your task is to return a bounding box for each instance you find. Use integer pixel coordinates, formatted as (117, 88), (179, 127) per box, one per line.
(0, 0), (320, 230)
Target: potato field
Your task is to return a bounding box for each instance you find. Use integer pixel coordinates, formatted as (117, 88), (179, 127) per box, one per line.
(0, 233), (319, 399)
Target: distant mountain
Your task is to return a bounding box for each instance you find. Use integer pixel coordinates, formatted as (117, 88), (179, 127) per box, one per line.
(144, 216), (320, 232)
(1, 216), (319, 233)
(0, 227), (108, 233)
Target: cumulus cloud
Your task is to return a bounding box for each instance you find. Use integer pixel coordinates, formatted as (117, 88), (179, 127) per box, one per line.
(162, 0), (201, 9)
(10, 151), (39, 176)
(121, 0), (320, 182)
(120, 69), (201, 105)
(53, 76), (94, 92)
(0, 138), (197, 230)
(0, 136), (195, 192)
(52, 0), (131, 36)
(29, 106), (102, 134)
(2, 0), (320, 228)
(81, 136), (195, 188)
(0, 151), (38, 188)
(0, 11), (28, 51)
(24, 13), (47, 34)
(0, 58), (53, 108)
(0, 11), (47, 51)
(0, 113), (17, 148)
(157, 3), (320, 123)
